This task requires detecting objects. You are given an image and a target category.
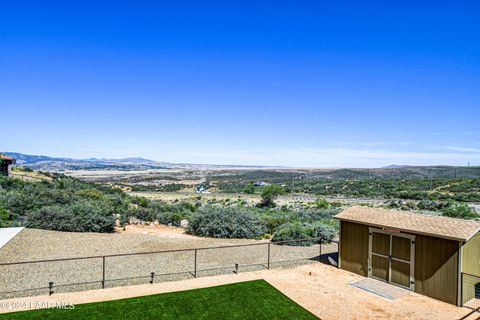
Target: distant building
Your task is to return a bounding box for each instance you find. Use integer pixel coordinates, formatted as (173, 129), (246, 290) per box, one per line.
(254, 181), (270, 187)
(196, 186), (211, 194)
(0, 155), (16, 177)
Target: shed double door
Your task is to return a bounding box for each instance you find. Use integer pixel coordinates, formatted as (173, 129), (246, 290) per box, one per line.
(368, 228), (415, 290)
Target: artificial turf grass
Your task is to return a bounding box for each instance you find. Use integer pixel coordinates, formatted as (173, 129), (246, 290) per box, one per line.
(0, 280), (319, 320)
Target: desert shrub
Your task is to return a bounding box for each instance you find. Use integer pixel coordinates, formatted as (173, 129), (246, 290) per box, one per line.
(329, 201), (344, 207)
(261, 210), (298, 234)
(243, 183), (255, 194)
(0, 207), (8, 221)
(236, 199), (247, 207)
(0, 174), (145, 232)
(314, 198), (330, 209)
(295, 176), (480, 202)
(259, 206), (340, 236)
(454, 193), (480, 202)
(157, 183), (185, 192)
(76, 189), (105, 200)
(157, 211), (188, 226)
(131, 196), (149, 208)
(130, 207), (157, 222)
(271, 222), (336, 245)
(271, 222), (312, 243)
(416, 200), (451, 211)
(13, 167), (34, 173)
(150, 201), (197, 226)
(27, 205), (76, 231)
(68, 202), (116, 232)
(442, 204), (479, 220)
(3, 190), (34, 213)
(404, 200), (417, 210)
(188, 206), (265, 238)
(258, 184), (285, 208)
(297, 208), (339, 222)
(181, 202), (198, 212)
(27, 202), (116, 232)
(0, 206), (10, 227)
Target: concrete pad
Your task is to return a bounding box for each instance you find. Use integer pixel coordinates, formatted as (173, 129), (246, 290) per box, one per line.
(0, 227), (24, 251)
(349, 277), (410, 301)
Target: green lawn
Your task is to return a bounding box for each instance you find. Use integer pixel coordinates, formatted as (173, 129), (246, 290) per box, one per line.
(1, 280), (318, 320)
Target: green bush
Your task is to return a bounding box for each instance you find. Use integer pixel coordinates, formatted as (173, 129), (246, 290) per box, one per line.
(442, 204), (479, 220)
(297, 208), (339, 221)
(271, 222), (311, 243)
(0, 206), (10, 227)
(27, 205), (76, 231)
(157, 211), (187, 226)
(188, 206), (265, 238)
(314, 198), (330, 209)
(130, 207), (157, 222)
(311, 223), (337, 243)
(271, 222), (336, 245)
(416, 200), (451, 211)
(261, 210), (297, 234)
(76, 189), (105, 200)
(0, 207), (8, 221)
(27, 202), (116, 232)
(147, 201), (197, 226)
(258, 184), (285, 208)
(131, 196), (149, 208)
(0, 174), (140, 233)
(243, 183), (255, 194)
(13, 166), (34, 173)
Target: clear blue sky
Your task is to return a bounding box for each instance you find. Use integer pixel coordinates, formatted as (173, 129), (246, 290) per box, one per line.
(1, 1), (479, 167)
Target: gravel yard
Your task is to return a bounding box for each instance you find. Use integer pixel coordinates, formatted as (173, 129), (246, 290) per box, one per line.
(0, 228), (337, 299)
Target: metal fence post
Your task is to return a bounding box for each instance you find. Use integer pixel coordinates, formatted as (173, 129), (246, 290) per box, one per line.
(319, 240), (322, 262)
(150, 272), (155, 284)
(48, 282), (54, 296)
(267, 243), (271, 270)
(194, 249), (197, 278)
(102, 256), (106, 289)
(460, 272), (463, 306)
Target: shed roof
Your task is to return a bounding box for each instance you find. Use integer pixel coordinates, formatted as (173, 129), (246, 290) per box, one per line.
(335, 206), (480, 242)
(0, 155), (15, 161)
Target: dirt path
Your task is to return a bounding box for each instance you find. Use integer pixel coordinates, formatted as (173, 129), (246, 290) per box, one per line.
(115, 224), (199, 239)
(0, 263), (471, 320)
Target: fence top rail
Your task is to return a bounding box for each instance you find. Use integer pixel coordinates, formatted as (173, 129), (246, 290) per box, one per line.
(272, 238), (330, 245)
(0, 237), (326, 266)
(461, 272), (480, 279)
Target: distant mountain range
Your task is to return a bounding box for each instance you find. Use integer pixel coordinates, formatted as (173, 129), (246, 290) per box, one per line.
(383, 164), (412, 169)
(1, 152), (271, 171)
(2, 152), (479, 178)
(2, 152), (167, 171)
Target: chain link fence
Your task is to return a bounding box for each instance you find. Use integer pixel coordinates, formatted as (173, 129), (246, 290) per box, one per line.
(461, 272), (480, 309)
(0, 239), (338, 300)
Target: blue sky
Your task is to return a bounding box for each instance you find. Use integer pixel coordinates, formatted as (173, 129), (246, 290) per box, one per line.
(1, 1), (479, 167)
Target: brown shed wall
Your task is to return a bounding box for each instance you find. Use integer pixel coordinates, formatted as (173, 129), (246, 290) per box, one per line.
(0, 163), (8, 176)
(414, 234), (459, 305)
(339, 221), (369, 276)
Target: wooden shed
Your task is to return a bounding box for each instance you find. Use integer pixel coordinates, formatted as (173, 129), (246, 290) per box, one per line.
(336, 206), (480, 306)
(0, 155), (16, 177)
